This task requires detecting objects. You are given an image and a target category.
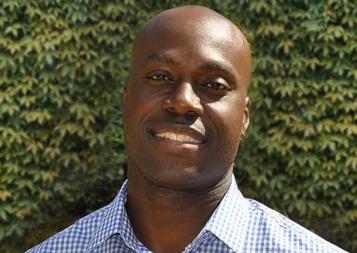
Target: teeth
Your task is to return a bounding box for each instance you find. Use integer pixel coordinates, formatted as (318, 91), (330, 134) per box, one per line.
(170, 133), (176, 140)
(156, 132), (200, 144)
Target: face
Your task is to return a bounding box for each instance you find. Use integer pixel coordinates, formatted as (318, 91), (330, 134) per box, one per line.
(122, 11), (251, 190)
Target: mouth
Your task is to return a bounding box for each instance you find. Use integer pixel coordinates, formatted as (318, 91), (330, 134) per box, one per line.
(148, 127), (206, 145)
(155, 131), (202, 144)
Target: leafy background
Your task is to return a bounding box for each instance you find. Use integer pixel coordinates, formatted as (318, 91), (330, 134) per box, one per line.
(0, 0), (356, 252)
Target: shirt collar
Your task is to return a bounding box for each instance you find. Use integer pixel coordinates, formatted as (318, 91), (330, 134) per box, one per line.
(87, 181), (146, 251)
(204, 176), (250, 253)
(87, 175), (250, 252)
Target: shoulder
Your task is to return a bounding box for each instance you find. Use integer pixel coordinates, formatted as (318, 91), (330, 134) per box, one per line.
(245, 199), (348, 253)
(26, 205), (109, 253)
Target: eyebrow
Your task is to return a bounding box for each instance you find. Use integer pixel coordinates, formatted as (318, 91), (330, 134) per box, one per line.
(142, 52), (182, 66)
(198, 61), (236, 80)
(142, 52), (237, 81)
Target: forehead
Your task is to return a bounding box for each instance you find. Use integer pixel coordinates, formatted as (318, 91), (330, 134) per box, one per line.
(133, 16), (241, 61)
(129, 10), (251, 88)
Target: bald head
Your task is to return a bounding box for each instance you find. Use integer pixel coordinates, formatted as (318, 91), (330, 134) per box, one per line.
(136, 5), (249, 45)
(129, 5), (252, 88)
(139, 5), (243, 37)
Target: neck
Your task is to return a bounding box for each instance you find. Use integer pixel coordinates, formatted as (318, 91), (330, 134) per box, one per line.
(126, 165), (232, 253)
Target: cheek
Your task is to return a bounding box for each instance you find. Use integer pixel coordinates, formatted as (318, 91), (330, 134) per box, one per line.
(205, 95), (245, 139)
(124, 86), (157, 124)
(123, 90), (153, 153)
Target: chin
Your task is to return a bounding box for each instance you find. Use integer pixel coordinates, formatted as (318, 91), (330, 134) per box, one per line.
(140, 162), (226, 191)
(142, 166), (198, 190)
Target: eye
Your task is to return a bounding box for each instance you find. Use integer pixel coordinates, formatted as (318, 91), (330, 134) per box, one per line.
(202, 78), (231, 91)
(199, 77), (232, 98)
(203, 82), (228, 90)
(146, 72), (172, 81)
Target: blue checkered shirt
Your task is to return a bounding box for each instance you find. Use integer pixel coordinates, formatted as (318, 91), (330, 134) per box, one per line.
(27, 176), (347, 253)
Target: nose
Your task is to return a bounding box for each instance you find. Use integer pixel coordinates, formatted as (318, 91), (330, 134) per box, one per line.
(163, 82), (203, 116)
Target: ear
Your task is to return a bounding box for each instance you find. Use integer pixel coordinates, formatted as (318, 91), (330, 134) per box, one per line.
(241, 97), (251, 136)
(120, 85), (128, 114)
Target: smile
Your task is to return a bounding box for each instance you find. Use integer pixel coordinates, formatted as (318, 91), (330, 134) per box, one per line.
(155, 131), (202, 144)
(148, 126), (206, 146)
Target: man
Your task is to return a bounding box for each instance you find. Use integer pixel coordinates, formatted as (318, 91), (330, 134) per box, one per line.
(28, 5), (347, 253)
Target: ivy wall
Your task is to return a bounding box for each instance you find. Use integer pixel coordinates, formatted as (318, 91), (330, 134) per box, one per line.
(0, 0), (356, 252)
